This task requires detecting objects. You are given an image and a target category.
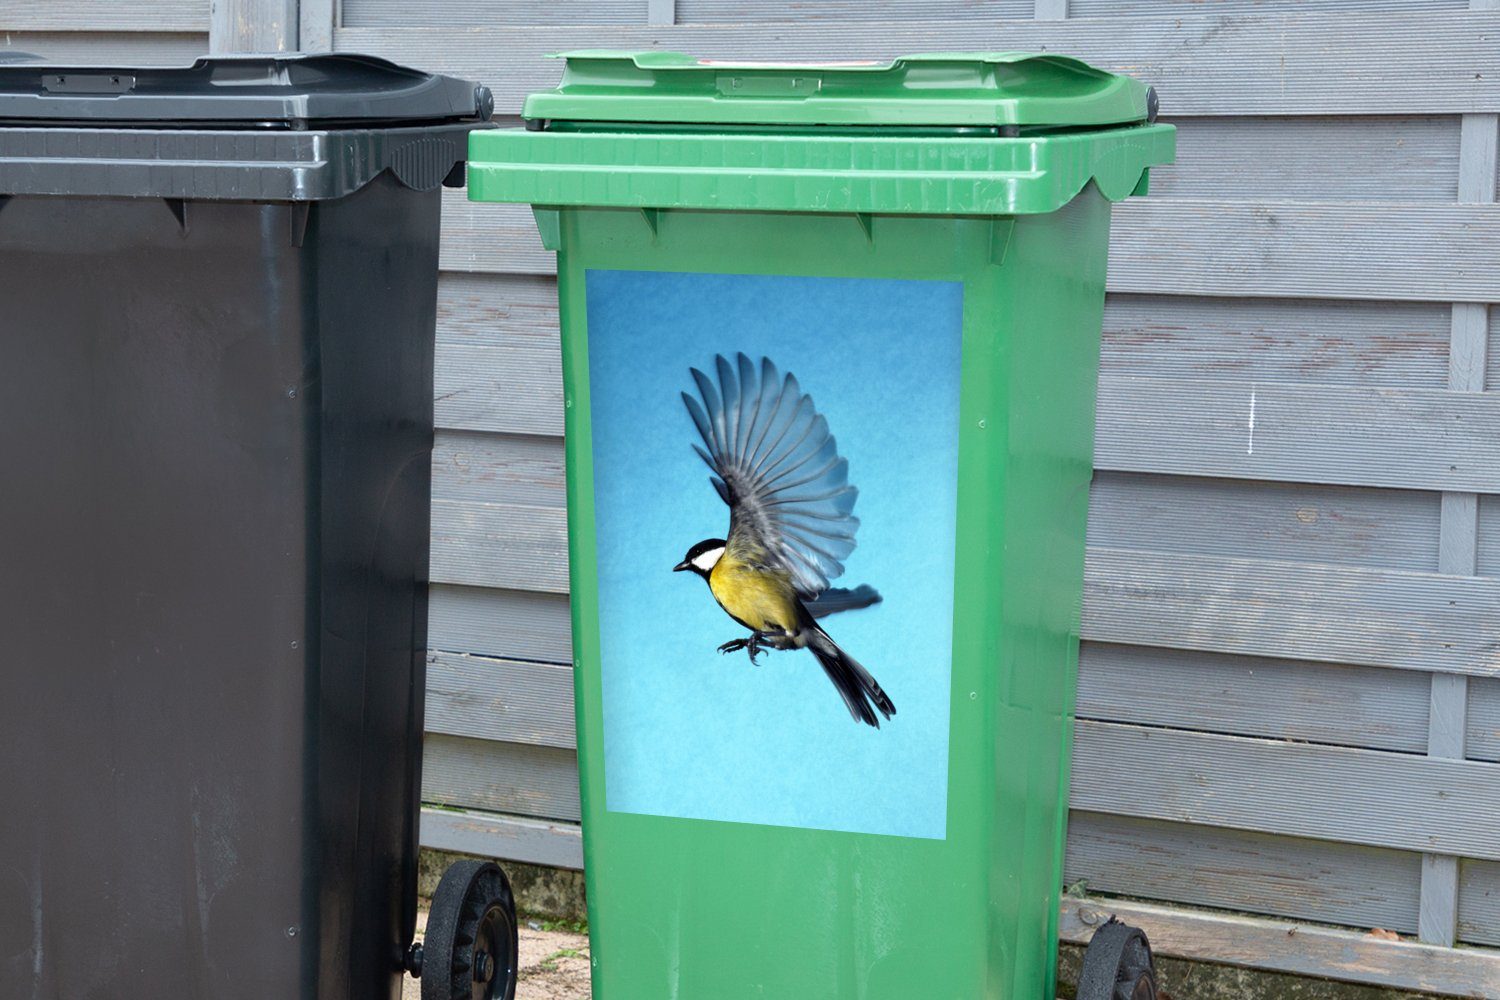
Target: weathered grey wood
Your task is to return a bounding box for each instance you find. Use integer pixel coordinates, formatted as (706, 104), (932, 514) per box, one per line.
(647, 0), (676, 25)
(1459, 114), (1500, 203)
(1458, 858), (1500, 946)
(210, 0), (297, 52)
(678, 1), (1032, 22)
(0, 1), (208, 32)
(1070, 720), (1500, 861)
(1065, 811), (1422, 934)
(1089, 471), (1440, 573)
(1059, 896), (1500, 998)
(1470, 677), (1500, 763)
(1419, 855), (1461, 946)
(334, 13), (1500, 117)
(435, 191), (1500, 305)
(1071, 0), (1464, 12)
(1083, 547), (1500, 678)
(1077, 643), (1429, 753)
(1093, 376), (1500, 494)
(1152, 115), (1460, 203)
(424, 733), (580, 822)
(1479, 496), (1500, 577)
(434, 430), (566, 509)
(426, 652), (575, 749)
(425, 508), (1500, 678)
(341, 0), (645, 27)
(431, 497), (569, 593)
(429, 583), (572, 664)
(1420, 92), (1497, 948)
(436, 343), (562, 437)
(430, 434), (1444, 573)
(0, 32), (207, 64)
(1107, 199), (1500, 303)
(1034, 0), (1068, 18)
(420, 807), (582, 870)
(298, 0), (335, 52)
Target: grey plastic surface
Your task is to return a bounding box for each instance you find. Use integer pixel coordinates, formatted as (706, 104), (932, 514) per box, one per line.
(0, 53), (492, 201)
(0, 53), (491, 127)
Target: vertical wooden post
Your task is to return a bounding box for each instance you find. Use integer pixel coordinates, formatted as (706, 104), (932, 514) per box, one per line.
(1418, 45), (1497, 943)
(299, 0), (336, 52)
(210, 0), (299, 53)
(648, 0), (676, 27)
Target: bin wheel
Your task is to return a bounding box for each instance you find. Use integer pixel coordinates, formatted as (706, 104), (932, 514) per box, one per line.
(1077, 917), (1157, 1000)
(421, 859), (518, 1000)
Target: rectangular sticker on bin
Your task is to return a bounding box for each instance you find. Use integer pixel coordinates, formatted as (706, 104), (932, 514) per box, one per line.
(584, 269), (961, 840)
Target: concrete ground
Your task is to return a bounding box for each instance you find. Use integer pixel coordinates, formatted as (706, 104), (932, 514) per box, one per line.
(401, 907), (592, 1000)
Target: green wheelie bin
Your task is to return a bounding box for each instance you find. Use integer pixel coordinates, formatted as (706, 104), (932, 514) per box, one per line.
(467, 52), (1174, 999)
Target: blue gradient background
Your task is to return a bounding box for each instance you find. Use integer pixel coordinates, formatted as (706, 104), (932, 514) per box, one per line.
(585, 269), (961, 839)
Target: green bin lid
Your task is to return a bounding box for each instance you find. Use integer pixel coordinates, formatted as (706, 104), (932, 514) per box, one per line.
(470, 50), (1175, 216)
(524, 51), (1154, 129)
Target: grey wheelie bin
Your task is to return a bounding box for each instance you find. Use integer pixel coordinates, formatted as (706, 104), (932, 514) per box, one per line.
(0, 54), (517, 1000)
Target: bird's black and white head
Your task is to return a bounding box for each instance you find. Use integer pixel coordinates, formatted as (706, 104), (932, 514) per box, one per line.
(673, 538), (725, 579)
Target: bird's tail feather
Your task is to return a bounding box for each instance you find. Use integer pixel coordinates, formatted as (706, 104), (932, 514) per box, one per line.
(808, 627), (896, 728)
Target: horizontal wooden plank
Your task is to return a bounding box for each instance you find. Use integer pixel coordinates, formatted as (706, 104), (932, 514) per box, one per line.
(0, 2), (208, 32)
(1059, 896), (1500, 998)
(1459, 859), (1500, 947)
(431, 497), (569, 592)
(336, 12), (1500, 117)
(1070, 0), (1466, 15)
(1083, 547), (1500, 678)
(427, 485), (1500, 676)
(342, 0), (644, 27)
(432, 434), (1445, 572)
(1102, 294), (1453, 388)
(423, 732), (580, 822)
(429, 583), (572, 664)
(438, 194), (1500, 306)
(437, 271), (558, 350)
(1065, 811), (1422, 934)
(1078, 643), (1429, 753)
(434, 430), (566, 509)
(1071, 720), (1500, 860)
(420, 806), (582, 870)
(437, 279), (1458, 396)
(1094, 376), (1500, 493)
(678, 0), (1032, 22)
(0, 32), (206, 65)
(1470, 677), (1500, 764)
(1109, 200), (1500, 303)
(1153, 115), (1461, 202)
(426, 652), (575, 749)
(1488, 308), (1500, 391)
(1089, 471), (1440, 572)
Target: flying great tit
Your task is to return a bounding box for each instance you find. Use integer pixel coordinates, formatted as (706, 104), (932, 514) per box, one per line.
(672, 353), (896, 728)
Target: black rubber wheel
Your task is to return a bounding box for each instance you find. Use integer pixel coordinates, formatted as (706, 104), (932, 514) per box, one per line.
(421, 860), (518, 1000)
(1078, 918), (1157, 1000)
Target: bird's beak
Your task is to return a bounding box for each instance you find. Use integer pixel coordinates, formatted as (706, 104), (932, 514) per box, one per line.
(673, 560), (691, 573)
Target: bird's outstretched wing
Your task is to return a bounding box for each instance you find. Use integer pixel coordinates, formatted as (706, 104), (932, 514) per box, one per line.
(681, 353), (860, 599)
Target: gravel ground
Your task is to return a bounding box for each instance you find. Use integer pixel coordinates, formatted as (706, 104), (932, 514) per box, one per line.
(401, 908), (592, 1000)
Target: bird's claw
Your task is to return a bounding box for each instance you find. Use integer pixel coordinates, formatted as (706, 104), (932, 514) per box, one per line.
(717, 635), (765, 664)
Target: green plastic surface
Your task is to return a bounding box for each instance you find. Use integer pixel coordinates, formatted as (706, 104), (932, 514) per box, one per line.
(469, 49), (1173, 999)
(524, 51), (1153, 129)
(469, 51), (1174, 216)
(554, 201), (1109, 1000)
(469, 121), (1173, 216)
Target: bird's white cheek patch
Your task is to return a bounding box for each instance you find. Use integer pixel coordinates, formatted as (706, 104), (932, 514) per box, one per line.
(692, 548), (724, 572)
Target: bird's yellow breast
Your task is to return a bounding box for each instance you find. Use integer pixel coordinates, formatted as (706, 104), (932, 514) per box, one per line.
(708, 553), (797, 634)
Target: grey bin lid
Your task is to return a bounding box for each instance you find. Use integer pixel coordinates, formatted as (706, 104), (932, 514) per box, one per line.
(0, 53), (495, 201)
